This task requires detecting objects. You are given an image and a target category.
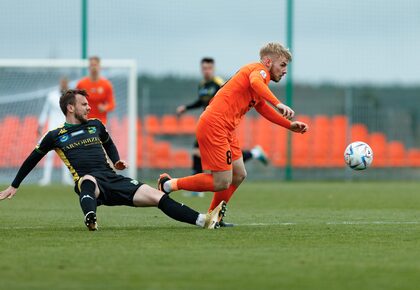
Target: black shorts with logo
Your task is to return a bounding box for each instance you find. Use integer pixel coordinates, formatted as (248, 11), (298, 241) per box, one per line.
(75, 171), (144, 207)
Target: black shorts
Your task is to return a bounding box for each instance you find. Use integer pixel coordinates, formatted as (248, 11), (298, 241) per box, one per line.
(75, 171), (144, 207)
(193, 139), (199, 148)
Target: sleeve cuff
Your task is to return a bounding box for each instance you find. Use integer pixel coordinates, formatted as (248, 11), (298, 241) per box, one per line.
(11, 181), (20, 188)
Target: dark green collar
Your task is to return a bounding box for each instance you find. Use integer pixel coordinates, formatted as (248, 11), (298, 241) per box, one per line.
(64, 122), (80, 128)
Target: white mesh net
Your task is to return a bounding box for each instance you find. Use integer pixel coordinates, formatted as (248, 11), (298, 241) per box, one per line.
(0, 60), (137, 184)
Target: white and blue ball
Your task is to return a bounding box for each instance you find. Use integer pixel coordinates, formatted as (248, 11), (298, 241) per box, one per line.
(344, 141), (374, 170)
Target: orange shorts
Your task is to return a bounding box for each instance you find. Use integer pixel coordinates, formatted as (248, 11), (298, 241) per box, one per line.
(196, 116), (242, 171)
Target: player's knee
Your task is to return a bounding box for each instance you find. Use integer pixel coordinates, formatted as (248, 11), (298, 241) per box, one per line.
(235, 170), (247, 184)
(214, 178), (231, 191)
(150, 189), (163, 205)
(81, 175), (96, 184)
(133, 184), (163, 207)
(79, 175), (99, 196)
(232, 173), (246, 187)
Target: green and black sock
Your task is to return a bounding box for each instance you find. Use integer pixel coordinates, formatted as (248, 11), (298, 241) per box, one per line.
(79, 180), (97, 216)
(158, 194), (199, 225)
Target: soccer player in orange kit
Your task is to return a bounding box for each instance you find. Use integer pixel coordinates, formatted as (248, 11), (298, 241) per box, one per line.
(158, 43), (308, 226)
(76, 56), (115, 124)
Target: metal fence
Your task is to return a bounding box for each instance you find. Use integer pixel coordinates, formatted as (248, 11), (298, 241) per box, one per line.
(1, 0), (419, 181)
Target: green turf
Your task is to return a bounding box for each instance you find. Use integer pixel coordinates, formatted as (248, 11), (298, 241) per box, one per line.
(1, 181), (420, 290)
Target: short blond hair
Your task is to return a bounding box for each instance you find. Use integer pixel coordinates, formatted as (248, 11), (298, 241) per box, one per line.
(259, 42), (292, 61)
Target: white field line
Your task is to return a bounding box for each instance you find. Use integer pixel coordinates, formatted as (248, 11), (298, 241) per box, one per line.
(245, 222), (298, 226)
(0, 221), (420, 230)
(241, 221), (420, 226)
(0, 226), (53, 230)
(326, 221), (420, 225)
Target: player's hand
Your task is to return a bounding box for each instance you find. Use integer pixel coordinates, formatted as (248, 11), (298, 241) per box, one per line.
(114, 160), (128, 170)
(0, 186), (18, 201)
(276, 103), (295, 120)
(176, 105), (186, 116)
(98, 103), (107, 113)
(290, 121), (308, 134)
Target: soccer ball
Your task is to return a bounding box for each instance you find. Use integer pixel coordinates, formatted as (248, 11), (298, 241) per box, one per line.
(344, 141), (374, 170)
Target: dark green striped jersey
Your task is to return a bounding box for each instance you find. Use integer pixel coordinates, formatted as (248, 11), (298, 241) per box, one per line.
(186, 76), (224, 110)
(35, 119), (119, 182)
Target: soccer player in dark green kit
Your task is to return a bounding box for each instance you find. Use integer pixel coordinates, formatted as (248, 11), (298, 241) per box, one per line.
(176, 57), (269, 197)
(0, 89), (226, 230)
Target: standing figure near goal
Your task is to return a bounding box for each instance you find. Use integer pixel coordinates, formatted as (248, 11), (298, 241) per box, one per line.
(0, 89), (226, 230)
(158, 43), (308, 226)
(38, 77), (73, 186)
(76, 56), (115, 125)
(176, 57), (270, 197)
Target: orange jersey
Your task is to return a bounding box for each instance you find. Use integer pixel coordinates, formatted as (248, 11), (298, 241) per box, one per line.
(76, 77), (115, 124)
(201, 62), (281, 130)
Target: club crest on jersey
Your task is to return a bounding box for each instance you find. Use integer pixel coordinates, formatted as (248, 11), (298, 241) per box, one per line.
(59, 134), (69, 142)
(260, 70), (267, 79)
(87, 126), (97, 134)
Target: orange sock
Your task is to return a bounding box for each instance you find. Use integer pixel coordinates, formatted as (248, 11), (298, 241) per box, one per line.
(208, 184), (238, 212)
(176, 173), (215, 192)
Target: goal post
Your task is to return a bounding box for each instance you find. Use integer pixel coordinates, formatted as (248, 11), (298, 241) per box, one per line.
(0, 59), (138, 182)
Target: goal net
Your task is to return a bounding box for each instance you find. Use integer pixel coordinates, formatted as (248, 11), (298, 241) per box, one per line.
(0, 59), (137, 184)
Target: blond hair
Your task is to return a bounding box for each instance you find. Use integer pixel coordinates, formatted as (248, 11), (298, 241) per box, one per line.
(89, 55), (101, 63)
(259, 42), (292, 61)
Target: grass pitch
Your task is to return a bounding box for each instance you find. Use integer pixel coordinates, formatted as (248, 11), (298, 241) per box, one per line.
(1, 181), (420, 290)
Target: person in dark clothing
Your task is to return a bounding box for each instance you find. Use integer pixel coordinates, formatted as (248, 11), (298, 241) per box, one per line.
(176, 58), (269, 197)
(0, 89), (226, 230)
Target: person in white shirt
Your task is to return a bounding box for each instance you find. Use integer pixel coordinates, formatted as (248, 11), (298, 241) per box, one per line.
(38, 77), (73, 186)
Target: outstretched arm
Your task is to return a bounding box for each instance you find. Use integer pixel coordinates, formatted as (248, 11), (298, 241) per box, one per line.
(0, 150), (45, 200)
(185, 99), (204, 110)
(249, 71), (294, 119)
(255, 101), (292, 129)
(11, 151), (45, 189)
(255, 101), (308, 134)
(177, 99), (204, 115)
(0, 131), (54, 200)
(250, 71), (281, 106)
